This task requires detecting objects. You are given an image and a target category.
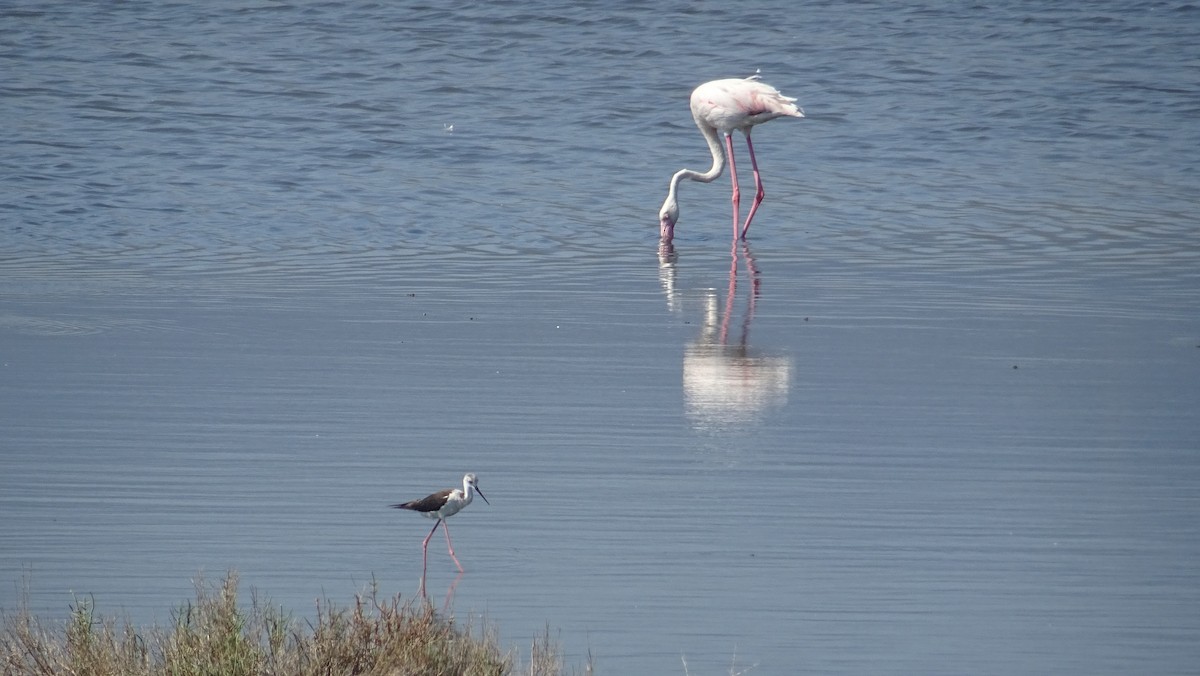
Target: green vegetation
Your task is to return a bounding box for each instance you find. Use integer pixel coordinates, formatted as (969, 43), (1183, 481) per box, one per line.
(1, 572), (571, 676)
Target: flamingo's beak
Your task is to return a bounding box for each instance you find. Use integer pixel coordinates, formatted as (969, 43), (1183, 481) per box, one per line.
(659, 216), (675, 241)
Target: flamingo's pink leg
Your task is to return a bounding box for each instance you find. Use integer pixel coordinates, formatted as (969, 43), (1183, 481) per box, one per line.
(740, 132), (766, 240)
(724, 133), (742, 240)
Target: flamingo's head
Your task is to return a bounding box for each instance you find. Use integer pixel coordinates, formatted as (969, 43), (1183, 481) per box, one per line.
(658, 197), (678, 241)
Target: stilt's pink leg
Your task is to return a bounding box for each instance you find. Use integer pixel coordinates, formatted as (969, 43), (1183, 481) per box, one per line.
(422, 520), (441, 576)
(740, 132), (766, 240)
(442, 521), (464, 573)
(725, 133), (742, 240)
(417, 520), (441, 596)
(423, 520), (441, 551)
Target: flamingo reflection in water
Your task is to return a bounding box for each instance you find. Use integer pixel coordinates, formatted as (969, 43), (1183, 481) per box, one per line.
(660, 241), (793, 429)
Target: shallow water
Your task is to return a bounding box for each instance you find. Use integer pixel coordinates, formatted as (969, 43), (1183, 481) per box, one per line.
(3, 1), (1199, 674)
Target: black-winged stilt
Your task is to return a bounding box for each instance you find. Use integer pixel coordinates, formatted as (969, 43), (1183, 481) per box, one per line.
(390, 473), (490, 574)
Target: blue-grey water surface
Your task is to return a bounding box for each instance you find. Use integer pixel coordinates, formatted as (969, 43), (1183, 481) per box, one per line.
(3, 1), (1199, 674)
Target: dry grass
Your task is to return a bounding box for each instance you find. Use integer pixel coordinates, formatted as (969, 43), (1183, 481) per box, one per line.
(1, 572), (571, 676)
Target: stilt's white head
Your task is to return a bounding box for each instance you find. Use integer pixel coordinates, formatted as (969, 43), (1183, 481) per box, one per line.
(464, 473), (490, 505)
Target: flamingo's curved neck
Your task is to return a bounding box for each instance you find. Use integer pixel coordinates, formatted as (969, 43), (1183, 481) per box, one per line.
(666, 121), (727, 202)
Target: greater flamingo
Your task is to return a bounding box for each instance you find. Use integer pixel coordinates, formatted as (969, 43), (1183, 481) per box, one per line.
(659, 74), (803, 241)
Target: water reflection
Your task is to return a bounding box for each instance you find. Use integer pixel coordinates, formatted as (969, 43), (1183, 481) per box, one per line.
(414, 569), (461, 611)
(660, 242), (793, 430)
